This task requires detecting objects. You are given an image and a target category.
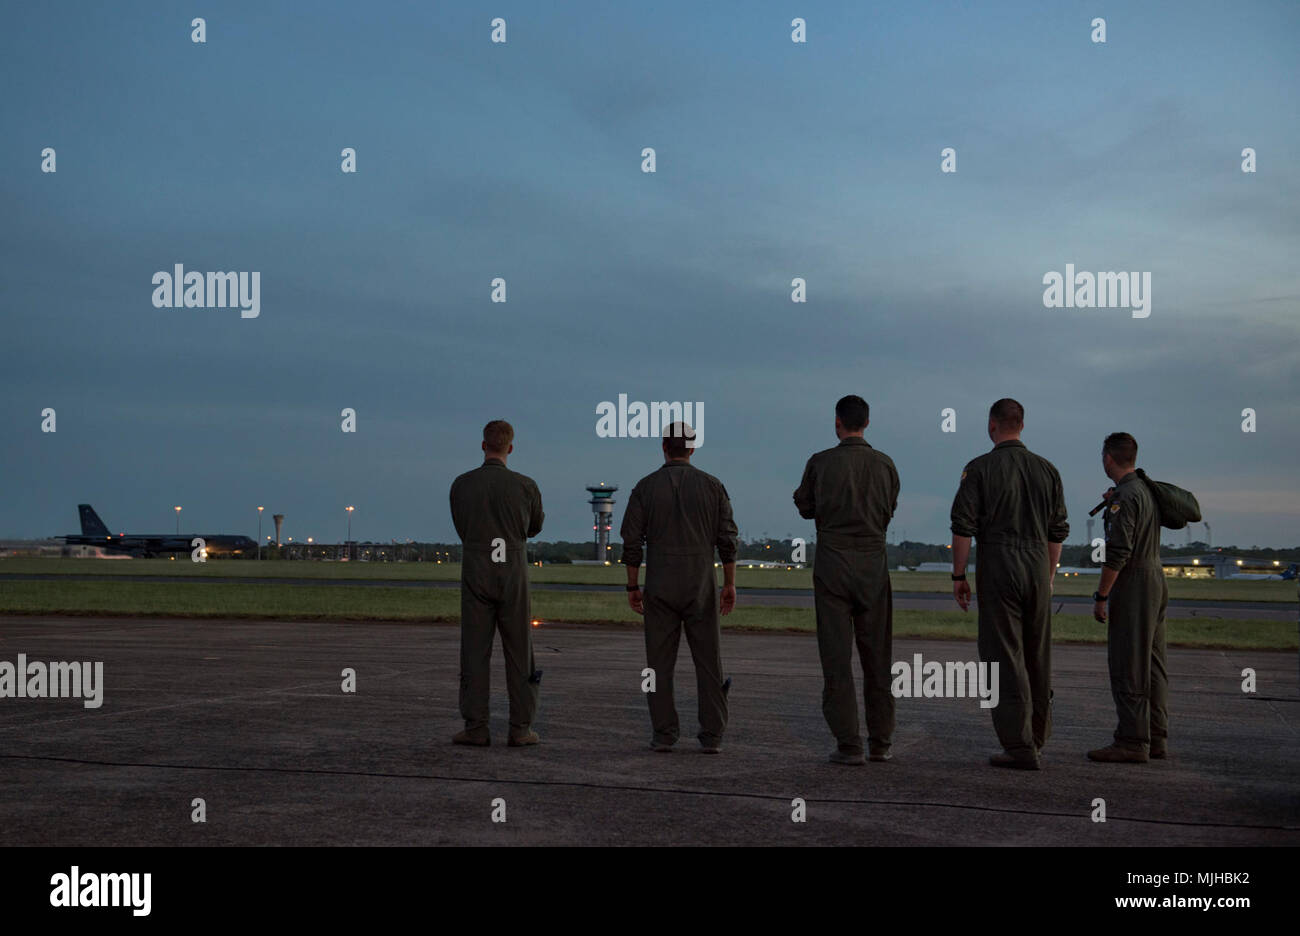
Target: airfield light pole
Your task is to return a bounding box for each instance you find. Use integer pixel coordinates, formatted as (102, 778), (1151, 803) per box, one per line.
(346, 506), (355, 561)
(257, 506), (264, 561)
(174, 506), (181, 535)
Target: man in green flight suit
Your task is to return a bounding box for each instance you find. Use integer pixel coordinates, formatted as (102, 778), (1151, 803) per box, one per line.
(1088, 431), (1169, 764)
(449, 419), (545, 748)
(950, 399), (1069, 770)
(794, 395), (900, 766)
(622, 421), (738, 753)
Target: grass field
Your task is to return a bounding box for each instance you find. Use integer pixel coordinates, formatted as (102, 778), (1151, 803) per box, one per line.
(2, 557), (1297, 602)
(0, 580), (1294, 650)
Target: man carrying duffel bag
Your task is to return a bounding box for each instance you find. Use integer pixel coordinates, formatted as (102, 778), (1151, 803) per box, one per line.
(1087, 432), (1200, 764)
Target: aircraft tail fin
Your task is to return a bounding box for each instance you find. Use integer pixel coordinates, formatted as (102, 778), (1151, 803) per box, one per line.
(78, 504), (110, 538)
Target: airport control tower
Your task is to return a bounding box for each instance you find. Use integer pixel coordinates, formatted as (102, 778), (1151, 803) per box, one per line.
(586, 484), (618, 562)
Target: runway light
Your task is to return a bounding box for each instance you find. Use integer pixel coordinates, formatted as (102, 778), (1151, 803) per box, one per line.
(531, 619), (541, 628)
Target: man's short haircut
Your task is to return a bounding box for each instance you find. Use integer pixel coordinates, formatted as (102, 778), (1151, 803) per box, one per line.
(988, 398), (1025, 430)
(835, 395), (869, 431)
(483, 419), (514, 453)
(1103, 431), (1138, 466)
(662, 421), (695, 457)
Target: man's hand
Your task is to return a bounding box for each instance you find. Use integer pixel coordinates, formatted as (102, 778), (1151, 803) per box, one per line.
(1093, 599), (1107, 623)
(628, 587), (644, 616)
(953, 579), (971, 612)
(720, 584), (736, 617)
(1101, 487), (1116, 503)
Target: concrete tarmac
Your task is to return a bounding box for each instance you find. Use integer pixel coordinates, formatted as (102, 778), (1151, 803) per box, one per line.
(1, 615), (1296, 846)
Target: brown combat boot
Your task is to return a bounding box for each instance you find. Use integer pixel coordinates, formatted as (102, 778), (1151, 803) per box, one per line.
(829, 749), (866, 766)
(1150, 740), (1169, 759)
(508, 730), (540, 747)
(453, 729), (490, 747)
(1087, 744), (1148, 763)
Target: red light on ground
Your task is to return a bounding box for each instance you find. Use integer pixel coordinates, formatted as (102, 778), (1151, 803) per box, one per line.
(531, 619), (541, 628)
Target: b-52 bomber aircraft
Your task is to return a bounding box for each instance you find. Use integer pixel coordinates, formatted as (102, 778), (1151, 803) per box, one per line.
(61, 504), (257, 558)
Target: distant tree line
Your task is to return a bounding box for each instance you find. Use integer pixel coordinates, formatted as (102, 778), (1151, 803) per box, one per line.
(227, 538), (1300, 564)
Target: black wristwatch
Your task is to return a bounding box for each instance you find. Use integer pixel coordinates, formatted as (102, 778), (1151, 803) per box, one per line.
(951, 573), (966, 581)
(1092, 590), (1109, 602)
(626, 584), (641, 592)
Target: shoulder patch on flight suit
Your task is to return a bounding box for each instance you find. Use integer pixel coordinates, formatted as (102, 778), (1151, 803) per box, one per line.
(1110, 503), (1120, 513)
(961, 471), (967, 480)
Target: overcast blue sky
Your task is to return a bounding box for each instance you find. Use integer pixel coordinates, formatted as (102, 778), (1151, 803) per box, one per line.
(2, 1), (1297, 547)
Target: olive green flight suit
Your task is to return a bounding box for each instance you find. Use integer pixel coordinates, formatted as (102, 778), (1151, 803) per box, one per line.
(794, 437), (900, 756)
(950, 440), (1068, 760)
(449, 458), (545, 738)
(1102, 470), (1169, 752)
(621, 461), (738, 747)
